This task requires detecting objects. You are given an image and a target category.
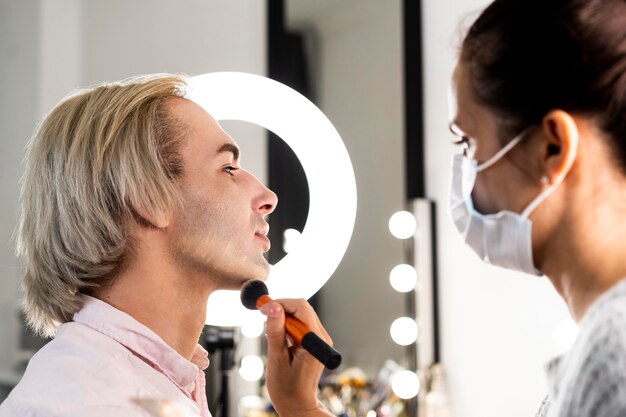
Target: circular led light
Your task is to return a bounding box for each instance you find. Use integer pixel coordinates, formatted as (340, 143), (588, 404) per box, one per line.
(187, 73), (357, 327)
(391, 370), (421, 399)
(389, 264), (418, 293)
(239, 355), (265, 382)
(389, 211), (417, 239)
(390, 317), (418, 346)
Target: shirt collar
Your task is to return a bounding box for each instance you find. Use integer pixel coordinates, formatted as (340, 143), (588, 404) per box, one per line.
(73, 294), (209, 396)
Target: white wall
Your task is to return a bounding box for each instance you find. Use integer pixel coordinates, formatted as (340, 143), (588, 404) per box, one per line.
(0, 0), (41, 375)
(423, 1), (572, 417)
(288, 0), (408, 375)
(40, 0), (82, 118)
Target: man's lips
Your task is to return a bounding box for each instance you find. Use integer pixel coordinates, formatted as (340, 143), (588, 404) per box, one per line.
(255, 224), (270, 251)
(255, 234), (271, 251)
(255, 224), (269, 237)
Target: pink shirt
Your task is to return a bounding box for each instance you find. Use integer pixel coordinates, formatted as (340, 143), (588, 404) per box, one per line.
(0, 295), (211, 417)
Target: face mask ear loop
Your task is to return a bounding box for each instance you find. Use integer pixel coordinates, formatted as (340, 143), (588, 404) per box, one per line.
(521, 125), (577, 219)
(520, 181), (561, 218)
(476, 129), (531, 173)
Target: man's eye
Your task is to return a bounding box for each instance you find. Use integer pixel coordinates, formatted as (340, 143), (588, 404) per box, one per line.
(224, 166), (239, 176)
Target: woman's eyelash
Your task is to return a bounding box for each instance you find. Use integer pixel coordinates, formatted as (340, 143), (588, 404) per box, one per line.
(452, 136), (471, 146)
(452, 136), (474, 157)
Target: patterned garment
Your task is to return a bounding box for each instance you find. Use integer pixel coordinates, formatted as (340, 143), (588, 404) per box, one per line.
(535, 279), (626, 417)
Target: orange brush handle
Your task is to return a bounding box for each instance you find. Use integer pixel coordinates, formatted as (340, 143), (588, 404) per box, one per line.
(256, 294), (310, 344)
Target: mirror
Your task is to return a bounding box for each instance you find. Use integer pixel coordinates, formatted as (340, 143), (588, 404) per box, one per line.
(283, 0), (408, 375)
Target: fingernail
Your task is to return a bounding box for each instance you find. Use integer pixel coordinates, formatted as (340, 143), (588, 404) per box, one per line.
(269, 305), (282, 317)
(262, 303), (281, 317)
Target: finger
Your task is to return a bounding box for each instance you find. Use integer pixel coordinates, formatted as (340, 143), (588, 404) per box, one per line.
(290, 344), (326, 376)
(260, 302), (290, 365)
(280, 298), (332, 343)
(273, 298), (322, 332)
(273, 298), (333, 346)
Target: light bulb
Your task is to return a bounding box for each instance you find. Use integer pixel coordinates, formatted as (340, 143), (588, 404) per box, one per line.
(553, 319), (579, 351)
(391, 370), (420, 399)
(283, 228), (302, 254)
(390, 317), (418, 346)
(388, 211), (417, 239)
(389, 264), (418, 293)
(239, 396), (265, 415)
(241, 316), (265, 338)
(239, 355), (265, 382)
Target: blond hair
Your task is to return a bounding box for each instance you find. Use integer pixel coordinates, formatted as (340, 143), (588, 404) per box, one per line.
(17, 74), (188, 337)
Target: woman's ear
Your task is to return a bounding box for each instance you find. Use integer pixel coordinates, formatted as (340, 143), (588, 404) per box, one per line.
(541, 110), (579, 184)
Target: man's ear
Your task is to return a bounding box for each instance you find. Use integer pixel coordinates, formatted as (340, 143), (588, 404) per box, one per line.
(541, 110), (579, 184)
(130, 203), (171, 229)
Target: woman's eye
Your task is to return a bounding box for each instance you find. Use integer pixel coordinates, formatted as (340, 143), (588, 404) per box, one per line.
(452, 136), (469, 153)
(452, 136), (475, 157)
(224, 166), (239, 176)
(452, 136), (469, 147)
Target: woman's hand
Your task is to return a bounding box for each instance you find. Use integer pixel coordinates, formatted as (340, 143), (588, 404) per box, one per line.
(260, 299), (335, 417)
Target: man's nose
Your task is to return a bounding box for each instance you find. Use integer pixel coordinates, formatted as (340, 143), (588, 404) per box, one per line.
(255, 183), (278, 216)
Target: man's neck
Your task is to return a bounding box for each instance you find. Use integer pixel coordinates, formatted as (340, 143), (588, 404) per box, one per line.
(97, 261), (214, 362)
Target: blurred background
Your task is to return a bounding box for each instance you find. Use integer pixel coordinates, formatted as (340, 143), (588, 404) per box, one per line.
(0, 1), (575, 417)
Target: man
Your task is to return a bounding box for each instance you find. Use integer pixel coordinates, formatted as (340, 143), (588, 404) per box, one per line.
(0, 74), (334, 417)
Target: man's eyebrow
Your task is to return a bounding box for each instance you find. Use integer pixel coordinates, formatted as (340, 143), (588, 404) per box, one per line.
(217, 143), (240, 161)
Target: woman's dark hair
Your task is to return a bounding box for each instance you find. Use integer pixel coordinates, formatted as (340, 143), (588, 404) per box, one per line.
(462, 0), (626, 161)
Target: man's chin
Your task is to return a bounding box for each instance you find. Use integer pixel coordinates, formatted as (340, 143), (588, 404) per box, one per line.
(228, 261), (269, 289)
(253, 261), (270, 281)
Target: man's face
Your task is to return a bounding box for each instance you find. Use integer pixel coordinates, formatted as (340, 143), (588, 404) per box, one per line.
(166, 98), (277, 290)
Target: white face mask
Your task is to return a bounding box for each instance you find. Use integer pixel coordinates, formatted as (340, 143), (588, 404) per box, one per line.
(448, 130), (561, 276)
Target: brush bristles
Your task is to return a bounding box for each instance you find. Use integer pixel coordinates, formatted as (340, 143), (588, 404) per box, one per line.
(240, 280), (269, 310)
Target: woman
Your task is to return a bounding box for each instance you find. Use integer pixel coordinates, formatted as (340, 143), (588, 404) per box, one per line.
(447, 0), (626, 416)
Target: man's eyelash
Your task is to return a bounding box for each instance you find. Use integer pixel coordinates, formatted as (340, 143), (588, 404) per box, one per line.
(224, 166), (239, 175)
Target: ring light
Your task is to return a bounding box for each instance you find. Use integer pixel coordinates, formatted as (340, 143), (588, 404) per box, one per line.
(186, 72), (357, 327)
